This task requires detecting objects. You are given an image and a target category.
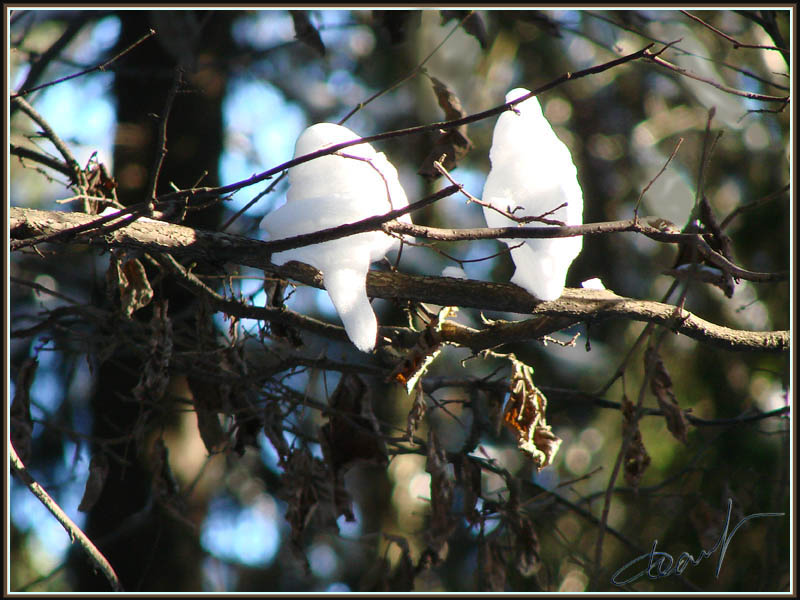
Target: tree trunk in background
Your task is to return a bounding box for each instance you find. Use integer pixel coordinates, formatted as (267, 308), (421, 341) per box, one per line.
(68, 10), (232, 591)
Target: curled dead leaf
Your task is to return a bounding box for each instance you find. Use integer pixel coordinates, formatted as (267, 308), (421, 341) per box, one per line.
(387, 306), (455, 393)
(290, 10), (325, 56)
(320, 374), (387, 473)
(646, 347), (689, 444)
(10, 358), (38, 466)
(418, 78), (472, 178)
(78, 452), (109, 512)
(439, 10), (488, 48)
(502, 357), (562, 470)
(621, 395), (651, 491)
(111, 255), (153, 318)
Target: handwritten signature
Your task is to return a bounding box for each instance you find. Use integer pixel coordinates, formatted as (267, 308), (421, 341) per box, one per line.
(611, 498), (784, 586)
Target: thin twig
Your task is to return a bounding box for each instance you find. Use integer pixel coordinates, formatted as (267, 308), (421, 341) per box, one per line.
(220, 13), (473, 232)
(12, 96), (85, 186)
(633, 138), (684, 221)
(693, 108), (723, 212)
(585, 10), (789, 91)
(596, 281), (680, 396)
(10, 143), (74, 179)
(155, 42), (657, 206)
(261, 184), (459, 256)
(592, 342), (657, 584)
(719, 184), (790, 230)
(681, 10), (788, 52)
(645, 50), (789, 103)
(338, 10), (471, 125)
(12, 28), (156, 98)
(10, 442), (124, 592)
(434, 161), (567, 225)
(11, 18), (86, 102)
(10, 276), (81, 305)
(218, 171), (285, 232)
(147, 67), (184, 207)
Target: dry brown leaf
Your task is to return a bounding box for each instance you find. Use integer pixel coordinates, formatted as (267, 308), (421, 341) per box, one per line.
(290, 10), (325, 56)
(646, 347), (689, 444)
(78, 452), (109, 512)
(621, 395), (651, 491)
(320, 374), (387, 474)
(418, 78), (472, 178)
(115, 256), (154, 318)
(187, 375), (227, 454)
(387, 306), (455, 393)
(502, 357), (562, 470)
(439, 10), (488, 48)
(196, 408), (226, 455)
(279, 446), (354, 567)
(10, 357), (37, 466)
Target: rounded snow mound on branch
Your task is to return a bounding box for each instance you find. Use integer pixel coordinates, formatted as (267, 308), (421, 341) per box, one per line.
(482, 87), (584, 302)
(260, 123), (410, 353)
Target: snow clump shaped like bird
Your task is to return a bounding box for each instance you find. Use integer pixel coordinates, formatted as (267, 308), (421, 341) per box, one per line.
(260, 123), (410, 353)
(481, 88), (583, 301)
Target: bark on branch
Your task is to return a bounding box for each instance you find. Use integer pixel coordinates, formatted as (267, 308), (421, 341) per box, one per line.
(10, 206), (789, 353)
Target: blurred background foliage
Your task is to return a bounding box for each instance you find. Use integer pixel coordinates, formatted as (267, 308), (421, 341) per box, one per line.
(9, 8), (790, 593)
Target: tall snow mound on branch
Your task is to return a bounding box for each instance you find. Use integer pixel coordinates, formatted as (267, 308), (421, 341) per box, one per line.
(482, 88), (583, 301)
(260, 123), (410, 353)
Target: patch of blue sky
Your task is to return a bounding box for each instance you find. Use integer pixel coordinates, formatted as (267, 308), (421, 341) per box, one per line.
(61, 438), (91, 488)
(283, 284), (339, 324)
(206, 263), (268, 335)
(336, 501), (362, 539)
(273, 426), (322, 461)
(28, 349), (64, 421)
(73, 15), (121, 63)
(67, 360), (94, 436)
(465, 497), (501, 538)
(30, 15), (119, 165)
(232, 10), (295, 50)
(35, 73), (116, 169)
(220, 78), (305, 216)
(258, 431), (281, 473)
(10, 480), (82, 568)
(201, 494), (281, 567)
(309, 441), (324, 460)
(436, 166), (486, 227)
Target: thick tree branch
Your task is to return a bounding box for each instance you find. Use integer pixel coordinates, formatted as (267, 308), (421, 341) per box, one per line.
(11, 204), (787, 284)
(10, 206), (788, 353)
